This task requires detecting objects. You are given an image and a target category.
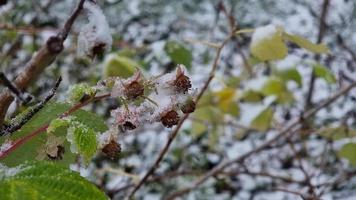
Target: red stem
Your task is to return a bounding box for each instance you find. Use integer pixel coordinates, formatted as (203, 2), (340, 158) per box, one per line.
(0, 93), (110, 160)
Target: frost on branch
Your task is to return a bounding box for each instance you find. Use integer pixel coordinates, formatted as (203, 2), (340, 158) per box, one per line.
(77, 1), (112, 58)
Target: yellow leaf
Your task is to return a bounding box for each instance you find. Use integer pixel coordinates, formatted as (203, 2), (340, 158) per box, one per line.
(250, 107), (273, 132)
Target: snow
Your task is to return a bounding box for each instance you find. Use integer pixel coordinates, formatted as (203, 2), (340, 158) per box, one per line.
(250, 24), (279, 47)
(77, 1), (113, 58)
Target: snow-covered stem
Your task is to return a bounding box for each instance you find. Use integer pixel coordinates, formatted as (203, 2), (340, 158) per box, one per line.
(126, 30), (236, 199)
(0, 93), (110, 160)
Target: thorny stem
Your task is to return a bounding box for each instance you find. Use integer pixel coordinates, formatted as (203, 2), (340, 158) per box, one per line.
(165, 81), (356, 199)
(126, 32), (235, 199)
(0, 93), (110, 160)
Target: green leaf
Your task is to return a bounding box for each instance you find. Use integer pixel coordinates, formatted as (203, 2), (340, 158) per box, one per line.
(250, 25), (288, 61)
(313, 64), (336, 84)
(275, 68), (302, 87)
(319, 126), (356, 140)
(1, 103), (107, 167)
(68, 83), (96, 103)
(240, 90), (264, 103)
(250, 107), (273, 132)
(103, 54), (138, 78)
(68, 124), (97, 163)
(191, 106), (222, 137)
(284, 33), (329, 54)
(164, 41), (193, 69)
(338, 143), (356, 166)
(261, 77), (294, 104)
(214, 88), (239, 117)
(0, 161), (107, 200)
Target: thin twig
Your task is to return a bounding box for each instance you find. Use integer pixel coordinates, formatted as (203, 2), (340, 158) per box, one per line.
(0, 72), (32, 104)
(165, 81), (356, 199)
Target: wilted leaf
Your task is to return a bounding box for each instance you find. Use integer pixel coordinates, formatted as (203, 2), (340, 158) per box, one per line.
(284, 33), (329, 54)
(164, 41), (193, 69)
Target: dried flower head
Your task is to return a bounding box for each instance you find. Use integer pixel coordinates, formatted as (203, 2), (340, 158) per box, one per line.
(160, 109), (180, 128)
(111, 71), (145, 100)
(111, 106), (141, 131)
(173, 65), (191, 93)
(102, 140), (121, 159)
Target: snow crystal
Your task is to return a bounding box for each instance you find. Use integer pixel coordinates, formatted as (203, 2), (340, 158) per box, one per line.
(77, 1), (112, 58)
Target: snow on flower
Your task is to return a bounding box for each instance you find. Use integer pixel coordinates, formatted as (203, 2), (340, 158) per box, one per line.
(77, 1), (112, 58)
(111, 71), (145, 100)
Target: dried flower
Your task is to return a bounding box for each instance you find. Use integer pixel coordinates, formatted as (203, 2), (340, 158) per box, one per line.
(102, 140), (121, 159)
(172, 65), (191, 93)
(111, 71), (145, 100)
(180, 98), (196, 114)
(160, 110), (180, 128)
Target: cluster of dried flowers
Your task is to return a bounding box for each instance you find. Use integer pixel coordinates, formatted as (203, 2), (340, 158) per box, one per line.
(97, 65), (196, 158)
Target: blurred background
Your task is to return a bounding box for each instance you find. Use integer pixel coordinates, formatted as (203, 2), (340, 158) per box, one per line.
(1, 0), (356, 199)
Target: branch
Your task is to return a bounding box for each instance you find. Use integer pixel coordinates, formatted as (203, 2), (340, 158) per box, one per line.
(126, 33), (234, 199)
(304, 0), (330, 111)
(165, 81), (356, 199)
(0, 0), (87, 128)
(0, 93), (110, 160)
(1, 77), (62, 136)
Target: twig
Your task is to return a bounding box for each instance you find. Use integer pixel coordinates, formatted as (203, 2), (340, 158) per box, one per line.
(304, 0), (330, 111)
(0, 72), (32, 104)
(0, 77), (62, 136)
(0, 0), (87, 128)
(0, 93), (110, 160)
(126, 32), (234, 199)
(165, 81), (356, 199)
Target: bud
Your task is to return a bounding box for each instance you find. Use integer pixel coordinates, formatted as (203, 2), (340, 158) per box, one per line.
(173, 66), (191, 93)
(180, 99), (196, 114)
(161, 110), (180, 128)
(102, 140), (121, 159)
